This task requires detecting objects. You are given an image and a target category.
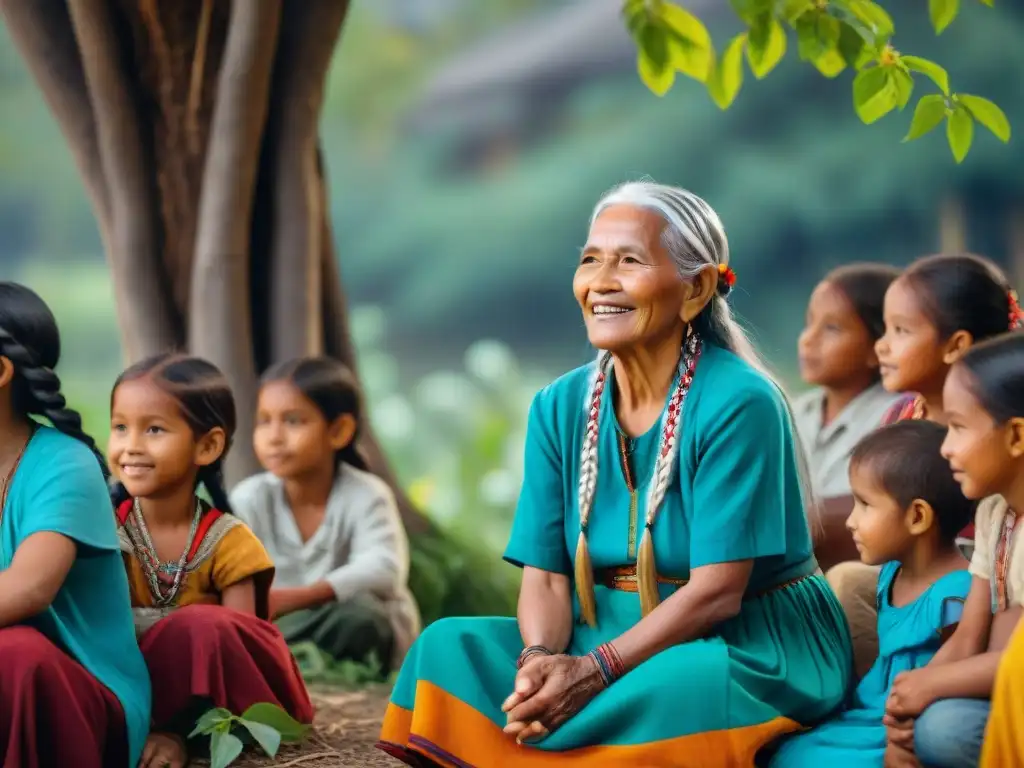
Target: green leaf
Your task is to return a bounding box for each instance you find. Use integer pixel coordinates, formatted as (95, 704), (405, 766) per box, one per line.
(746, 16), (787, 79)
(636, 25), (675, 96)
(707, 34), (746, 109)
(929, 0), (960, 34)
(837, 21), (870, 69)
(662, 4), (713, 81)
(814, 49), (847, 78)
(852, 66), (898, 124)
(904, 94), (948, 141)
(190, 707), (234, 738)
(846, 0), (895, 41)
(947, 107), (974, 162)
(210, 731), (244, 768)
(240, 703), (311, 742)
(891, 68), (914, 110)
(238, 719), (282, 758)
(729, 0), (773, 25)
(621, 0), (647, 36)
(781, 0), (815, 23)
(795, 16), (826, 61)
(900, 56), (950, 95)
(957, 94), (1011, 142)
(976, 0), (993, 5)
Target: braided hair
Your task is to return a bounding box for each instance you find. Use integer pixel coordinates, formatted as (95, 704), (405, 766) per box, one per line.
(109, 353), (236, 512)
(259, 356), (369, 472)
(0, 282), (109, 477)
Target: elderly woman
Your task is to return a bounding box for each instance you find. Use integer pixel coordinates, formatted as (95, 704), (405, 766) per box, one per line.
(376, 182), (852, 767)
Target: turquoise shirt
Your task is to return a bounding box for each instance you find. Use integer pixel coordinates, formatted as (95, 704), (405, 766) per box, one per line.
(504, 342), (816, 591)
(1, 427), (150, 766)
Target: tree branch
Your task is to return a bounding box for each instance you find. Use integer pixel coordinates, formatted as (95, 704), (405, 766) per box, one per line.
(265, 0), (350, 364)
(190, 0), (282, 485)
(317, 151), (432, 536)
(66, 0), (180, 361)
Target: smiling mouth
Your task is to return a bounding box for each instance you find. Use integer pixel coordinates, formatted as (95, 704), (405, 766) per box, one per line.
(590, 304), (634, 317)
(120, 464), (154, 476)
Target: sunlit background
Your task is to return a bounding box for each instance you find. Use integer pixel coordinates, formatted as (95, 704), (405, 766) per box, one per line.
(3, 0), (1023, 553)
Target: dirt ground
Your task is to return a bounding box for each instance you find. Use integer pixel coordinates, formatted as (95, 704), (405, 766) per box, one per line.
(194, 686), (396, 768)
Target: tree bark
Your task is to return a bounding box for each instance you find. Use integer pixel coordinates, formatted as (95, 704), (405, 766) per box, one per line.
(190, 0), (281, 484)
(265, 1), (350, 363)
(67, 0), (180, 360)
(5, 0), (431, 531)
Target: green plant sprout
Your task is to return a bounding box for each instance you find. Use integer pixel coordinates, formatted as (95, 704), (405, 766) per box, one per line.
(189, 702), (311, 768)
(622, 0), (1010, 162)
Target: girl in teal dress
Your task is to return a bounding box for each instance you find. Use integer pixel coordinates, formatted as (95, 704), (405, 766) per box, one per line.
(0, 282), (151, 768)
(770, 421), (974, 767)
(378, 183), (852, 767)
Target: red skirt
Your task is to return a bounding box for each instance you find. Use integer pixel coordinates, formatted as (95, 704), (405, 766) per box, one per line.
(140, 604), (314, 729)
(0, 626), (127, 768)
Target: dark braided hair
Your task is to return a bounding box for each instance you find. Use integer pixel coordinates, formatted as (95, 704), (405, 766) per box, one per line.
(260, 356), (369, 472)
(0, 282), (109, 478)
(109, 353), (235, 512)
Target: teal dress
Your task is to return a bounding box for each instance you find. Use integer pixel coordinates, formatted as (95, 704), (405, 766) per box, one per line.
(769, 561), (971, 766)
(1, 427), (151, 766)
(379, 344), (852, 766)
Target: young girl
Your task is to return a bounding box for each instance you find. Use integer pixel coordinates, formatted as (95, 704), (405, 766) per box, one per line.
(884, 333), (1024, 768)
(829, 252), (1021, 677)
(770, 420), (974, 768)
(795, 264), (902, 573)
(0, 282), (150, 768)
(795, 263), (902, 499)
(109, 352), (313, 768)
(231, 356), (419, 673)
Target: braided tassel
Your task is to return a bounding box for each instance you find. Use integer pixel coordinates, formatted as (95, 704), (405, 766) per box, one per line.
(574, 531), (597, 627)
(636, 523), (659, 616)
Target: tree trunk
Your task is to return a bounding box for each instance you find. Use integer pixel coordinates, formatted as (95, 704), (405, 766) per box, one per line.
(1, 0), (430, 533)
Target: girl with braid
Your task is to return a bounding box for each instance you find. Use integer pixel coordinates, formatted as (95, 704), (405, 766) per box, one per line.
(107, 353), (313, 768)
(377, 183), (851, 767)
(0, 282), (150, 768)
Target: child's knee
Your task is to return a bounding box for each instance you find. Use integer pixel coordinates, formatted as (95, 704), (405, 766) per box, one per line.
(914, 698), (990, 768)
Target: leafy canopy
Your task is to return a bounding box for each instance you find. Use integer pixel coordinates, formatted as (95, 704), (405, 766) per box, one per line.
(622, 0), (1010, 163)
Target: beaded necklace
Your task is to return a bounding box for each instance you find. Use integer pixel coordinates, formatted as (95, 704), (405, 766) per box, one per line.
(130, 496), (202, 607)
(575, 328), (702, 624)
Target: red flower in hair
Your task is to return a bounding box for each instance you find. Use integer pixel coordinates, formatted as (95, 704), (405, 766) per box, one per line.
(717, 263), (737, 288)
(1010, 290), (1024, 330)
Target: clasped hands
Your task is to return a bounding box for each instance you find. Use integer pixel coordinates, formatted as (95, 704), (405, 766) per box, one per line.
(500, 653), (605, 746)
(881, 667), (940, 766)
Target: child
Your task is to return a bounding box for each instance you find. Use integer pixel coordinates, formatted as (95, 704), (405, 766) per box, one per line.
(884, 332), (1024, 768)
(769, 420), (974, 768)
(0, 282), (150, 768)
(231, 357), (419, 673)
(109, 352), (313, 768)
(829, 253), (1021, 677)
(795, 263), (902, 499)
(875, 252), (1021, 427)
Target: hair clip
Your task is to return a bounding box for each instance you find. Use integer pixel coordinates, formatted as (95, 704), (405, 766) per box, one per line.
(717, 263), (737, 297)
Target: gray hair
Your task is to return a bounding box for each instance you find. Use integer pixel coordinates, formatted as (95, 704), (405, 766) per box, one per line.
(588, 180), (819, 513)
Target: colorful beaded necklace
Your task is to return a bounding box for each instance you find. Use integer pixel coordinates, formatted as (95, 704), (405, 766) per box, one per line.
(130, 496), (202, 607)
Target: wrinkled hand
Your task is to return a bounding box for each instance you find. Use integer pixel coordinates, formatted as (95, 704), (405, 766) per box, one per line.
(884, 718), (915, 751)
(886, 668), (938, 719)
(500, 654), (604, 744)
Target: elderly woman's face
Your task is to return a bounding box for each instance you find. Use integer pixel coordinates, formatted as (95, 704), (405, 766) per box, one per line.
(574, 204), (689, 352)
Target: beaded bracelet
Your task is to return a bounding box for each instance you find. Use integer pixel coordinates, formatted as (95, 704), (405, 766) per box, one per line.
(588, 642), (626, 687)
(516, 645), (552, 669)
